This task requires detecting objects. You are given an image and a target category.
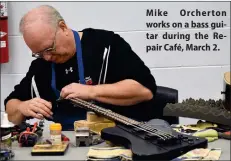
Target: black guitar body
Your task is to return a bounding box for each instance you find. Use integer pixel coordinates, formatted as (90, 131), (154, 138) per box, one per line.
(101, 119), (208, 161)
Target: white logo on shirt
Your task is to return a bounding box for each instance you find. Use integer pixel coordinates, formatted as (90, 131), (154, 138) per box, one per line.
(65, 67), (73, 74)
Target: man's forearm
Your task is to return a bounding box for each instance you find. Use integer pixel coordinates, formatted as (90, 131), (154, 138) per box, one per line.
(91, 79), (153, 106)
(6, 99), (25, 125)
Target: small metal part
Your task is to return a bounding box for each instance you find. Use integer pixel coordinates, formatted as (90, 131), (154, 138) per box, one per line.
(183, 136), (188, 141)
(188, 138), (194, 144)
(75, 127), (93, 147)
(56, 97), (64, 102)
(39, 120), (44, 127)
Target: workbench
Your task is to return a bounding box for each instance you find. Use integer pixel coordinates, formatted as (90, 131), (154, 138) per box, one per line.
(11, 123), (230, 160)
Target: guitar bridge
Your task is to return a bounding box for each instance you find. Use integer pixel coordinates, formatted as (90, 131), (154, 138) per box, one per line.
(157, 136), (179, 144)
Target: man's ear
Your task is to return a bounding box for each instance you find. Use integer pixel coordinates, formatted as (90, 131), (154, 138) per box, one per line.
(59, 21), (68, 33)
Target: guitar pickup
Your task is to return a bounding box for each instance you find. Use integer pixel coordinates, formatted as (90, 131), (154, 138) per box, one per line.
(132, 128), (144, 133)
(144, 133), (158, 140)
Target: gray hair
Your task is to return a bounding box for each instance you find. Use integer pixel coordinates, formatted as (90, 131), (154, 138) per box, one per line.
(19, 5), (65, 34)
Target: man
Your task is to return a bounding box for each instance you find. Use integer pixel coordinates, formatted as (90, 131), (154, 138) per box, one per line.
(5, 5), (157, 130)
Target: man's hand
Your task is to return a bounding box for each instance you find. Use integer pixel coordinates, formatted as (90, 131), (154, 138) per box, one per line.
(18, 98), (53, 119)
(60, 83), (95, 100)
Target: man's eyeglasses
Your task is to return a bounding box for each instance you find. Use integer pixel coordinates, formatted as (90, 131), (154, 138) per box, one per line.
(32, 28), (58, 58)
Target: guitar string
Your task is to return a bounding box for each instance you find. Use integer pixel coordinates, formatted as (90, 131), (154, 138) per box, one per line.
(77, 97), (174, 138)
(69, 98), (168, 140)
(69, 97), (174, 139)
(136, 122), (175, 139)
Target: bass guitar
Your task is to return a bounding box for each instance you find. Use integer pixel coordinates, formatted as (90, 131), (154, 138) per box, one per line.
(57, 97), (208, 160)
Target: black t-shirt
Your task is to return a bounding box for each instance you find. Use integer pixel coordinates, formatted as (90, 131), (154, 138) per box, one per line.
(4, 28), (158, 130)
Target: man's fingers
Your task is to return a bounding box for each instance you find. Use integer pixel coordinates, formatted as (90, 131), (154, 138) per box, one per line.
(61, 87), (73, 98)
(39, 104), (53, 116)
(28, 110), (43, 120)
(37, 98), (52, 109)
(36, 101), (53, 115)
(30, 104), (51, 118)
(31, 99), (53, 116)
(66, 93), (76, 99)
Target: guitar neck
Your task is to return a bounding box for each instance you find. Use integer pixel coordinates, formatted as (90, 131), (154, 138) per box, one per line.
(68, 98), (140, 126)
(67, 98), (178, 142)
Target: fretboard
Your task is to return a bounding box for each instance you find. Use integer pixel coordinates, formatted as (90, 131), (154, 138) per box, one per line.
(68, 97), (140, 126)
